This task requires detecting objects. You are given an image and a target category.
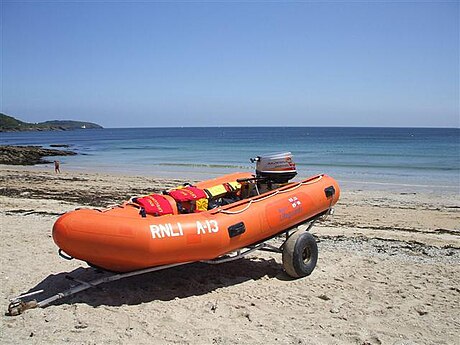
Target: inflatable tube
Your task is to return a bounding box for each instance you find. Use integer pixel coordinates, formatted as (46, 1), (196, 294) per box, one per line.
(53, 172), (340, 272)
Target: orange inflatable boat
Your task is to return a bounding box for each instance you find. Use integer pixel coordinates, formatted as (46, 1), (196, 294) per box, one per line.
(53, 166), (340, 274)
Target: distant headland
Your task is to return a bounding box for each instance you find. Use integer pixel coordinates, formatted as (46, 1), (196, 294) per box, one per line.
(0, 113), (103, 132)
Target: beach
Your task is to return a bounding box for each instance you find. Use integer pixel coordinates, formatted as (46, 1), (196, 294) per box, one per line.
(0, 165), (459, 344)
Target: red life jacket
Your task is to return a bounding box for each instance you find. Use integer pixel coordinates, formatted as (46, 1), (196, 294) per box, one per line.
(134, 194), (174, 216)
(168, 186), (207, 202)
(168, 186), (208, 213)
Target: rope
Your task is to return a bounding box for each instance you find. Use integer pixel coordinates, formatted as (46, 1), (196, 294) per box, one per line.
(218, 175), (323, 215)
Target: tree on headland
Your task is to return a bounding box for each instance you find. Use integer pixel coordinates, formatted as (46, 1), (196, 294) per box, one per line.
(0, 113), (103, 132)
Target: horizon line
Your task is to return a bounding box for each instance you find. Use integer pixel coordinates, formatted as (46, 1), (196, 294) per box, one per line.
(101, 125), (460, 129)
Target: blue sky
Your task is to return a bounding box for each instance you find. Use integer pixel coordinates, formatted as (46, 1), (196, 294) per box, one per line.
(2, 1), (459, 128)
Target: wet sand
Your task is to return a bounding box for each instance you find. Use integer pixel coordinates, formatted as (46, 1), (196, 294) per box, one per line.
(0, 166), (459, 344)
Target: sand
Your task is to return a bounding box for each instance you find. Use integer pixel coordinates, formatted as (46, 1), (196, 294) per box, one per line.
(0, 166), (459, 344)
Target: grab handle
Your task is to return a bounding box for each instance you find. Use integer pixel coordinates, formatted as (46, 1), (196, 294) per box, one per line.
(228, 222), (246, 238)
(324, 186), (336, 199)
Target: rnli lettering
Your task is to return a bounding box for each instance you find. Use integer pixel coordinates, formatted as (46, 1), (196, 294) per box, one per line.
(265, 192), (310, 230)
(150, 220), (219, 239)
(278, 206), (304, 220)
(196, 220), (219, 234)
(150, 223), (184, 239)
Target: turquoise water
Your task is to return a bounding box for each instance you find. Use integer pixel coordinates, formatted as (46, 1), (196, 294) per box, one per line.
(2, 127), (459, 193)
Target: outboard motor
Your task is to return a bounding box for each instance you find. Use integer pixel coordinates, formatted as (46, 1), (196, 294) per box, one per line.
(251, 152), (297, 183)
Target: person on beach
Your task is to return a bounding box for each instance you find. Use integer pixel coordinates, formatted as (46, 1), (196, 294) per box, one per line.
(54, 160), (61, 174)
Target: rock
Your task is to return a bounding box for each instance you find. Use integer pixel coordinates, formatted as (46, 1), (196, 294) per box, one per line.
(415, 307), (428, 316)
(330, 307), (340, 314)
(0, 145), (77, 165)
(74, 322), (88, 329)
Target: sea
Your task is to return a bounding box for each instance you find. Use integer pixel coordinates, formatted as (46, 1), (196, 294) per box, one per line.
(1, 127), (459, 194)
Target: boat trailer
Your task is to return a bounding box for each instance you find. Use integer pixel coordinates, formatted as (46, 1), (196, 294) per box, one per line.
(7, 212), (331, 316)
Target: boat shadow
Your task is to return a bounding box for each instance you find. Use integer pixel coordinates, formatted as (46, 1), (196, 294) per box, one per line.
(21, 257), (289, 308)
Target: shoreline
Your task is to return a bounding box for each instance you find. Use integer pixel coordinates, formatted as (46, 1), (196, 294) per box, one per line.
(2, 163), (459, 196)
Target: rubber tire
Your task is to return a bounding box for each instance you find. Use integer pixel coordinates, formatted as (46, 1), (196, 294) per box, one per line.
(282, 230), (318, 278)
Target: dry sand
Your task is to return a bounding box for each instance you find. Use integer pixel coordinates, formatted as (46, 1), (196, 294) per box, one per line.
(0, 166), (459, 344)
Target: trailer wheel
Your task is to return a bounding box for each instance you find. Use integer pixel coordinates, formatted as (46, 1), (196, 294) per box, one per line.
(282, 230), (318, 278)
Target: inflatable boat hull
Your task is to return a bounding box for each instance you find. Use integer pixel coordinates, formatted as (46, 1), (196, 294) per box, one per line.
(53, 173), (340, 272)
